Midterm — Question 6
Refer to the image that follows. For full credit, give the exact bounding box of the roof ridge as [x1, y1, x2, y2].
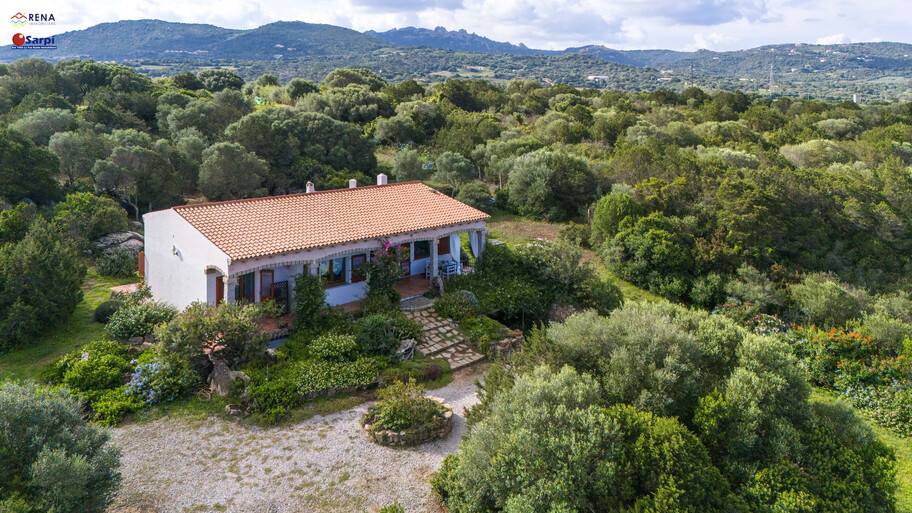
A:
[172, 180, 425, 211]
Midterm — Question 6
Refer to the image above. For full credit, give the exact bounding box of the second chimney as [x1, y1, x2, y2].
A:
[349, 179, 357, 189]
[377, 173, 388, 186]
[305, 181, 315, 193]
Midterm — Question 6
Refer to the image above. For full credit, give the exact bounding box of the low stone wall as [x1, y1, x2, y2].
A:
[362, 399, 453, 447]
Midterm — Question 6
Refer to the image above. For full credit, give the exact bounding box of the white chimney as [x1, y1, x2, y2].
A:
[305, 181, 315, 193]
[377, 173, 388, 186]
[349, 179, 357, 189]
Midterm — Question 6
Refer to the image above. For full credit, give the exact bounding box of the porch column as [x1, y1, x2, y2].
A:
[430, 237, 439, 278]
[478, 230, 486, 257]
[226, 276, 237, 303]
[344, 256, 352, 283]
[222, 275, 230, 304]
[254, 269, 261, 303]
[308, 261, 319, 276]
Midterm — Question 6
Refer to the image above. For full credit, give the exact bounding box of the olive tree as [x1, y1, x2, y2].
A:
[198, 142, 267, 201]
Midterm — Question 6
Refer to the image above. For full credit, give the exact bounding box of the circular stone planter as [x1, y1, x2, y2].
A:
[362, 396, 453, 447]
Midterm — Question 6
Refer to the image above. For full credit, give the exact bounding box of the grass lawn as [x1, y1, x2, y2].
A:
[486, 209, 664, 303]
[0, 267, 137, 382]
[811, 388, 912, 512]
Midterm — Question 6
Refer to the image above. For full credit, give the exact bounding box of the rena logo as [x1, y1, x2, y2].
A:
[10, 12, 55, 26]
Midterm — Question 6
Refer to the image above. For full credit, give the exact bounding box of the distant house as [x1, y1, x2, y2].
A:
[143, 175, 490, 310]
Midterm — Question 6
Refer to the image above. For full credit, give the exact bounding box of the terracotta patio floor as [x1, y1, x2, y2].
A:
[337, 274, 432, 313]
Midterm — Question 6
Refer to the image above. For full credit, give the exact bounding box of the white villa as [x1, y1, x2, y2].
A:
[142, 175, 490, 310]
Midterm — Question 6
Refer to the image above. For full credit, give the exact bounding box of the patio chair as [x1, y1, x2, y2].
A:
[441, 260, 459, 279]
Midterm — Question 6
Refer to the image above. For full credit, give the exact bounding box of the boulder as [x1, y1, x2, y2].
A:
[104, 238, 144, 256]
[264, 348, 278, 364]
[93, 232, 145, 255]
[128, 336, 144, 345]
[208, 360, 251, 397]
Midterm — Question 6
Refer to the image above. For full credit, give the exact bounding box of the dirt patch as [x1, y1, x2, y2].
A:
[108, 364, 487, 513]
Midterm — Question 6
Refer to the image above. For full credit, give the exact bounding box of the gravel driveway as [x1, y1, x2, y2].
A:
[109, 364, 487, 513]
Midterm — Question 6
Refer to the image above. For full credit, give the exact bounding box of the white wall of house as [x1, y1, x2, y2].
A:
[143, 209, 230, 311]
[326, 281, 369, 305]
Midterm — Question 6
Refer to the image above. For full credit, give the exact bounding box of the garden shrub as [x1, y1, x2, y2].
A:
[248, 377, 299, 425]
[389, 311, 423, 342]
[93, 300, 123, 324]
[380, 355, 450, 385]
[362, 243, 404, 306]
[459, 315, 507, 355]
[53, 340, 132, 400]
[295, 357, 380, 395]
[422, 363, 443, 382]
[308, 333, 359, 362]
[106, 300, 177, 339]
[92, 387, 143, 426]
[575, 276, 623, 315]
[293, 272, 327, 333]
[0, 381, 121, 513]
[434, 290, 478, 322]
[355, 314, 400, 359]
[363, 378, 447, 434]
[125, 350, 197, 405]
[377, 502, 405, 513]
[228, 376, 248, 402]
[96, 249, 137, 278]
[558, 221, 591, 248]
[154, 301, 266, 363]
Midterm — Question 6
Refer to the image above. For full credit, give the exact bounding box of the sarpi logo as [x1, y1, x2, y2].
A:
[11, 33, 56, 49]
[10, 12, 55, 26]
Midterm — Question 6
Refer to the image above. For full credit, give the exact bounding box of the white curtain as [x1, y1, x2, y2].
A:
[469, 230, 479, 257]
[449, 234, 461, 273]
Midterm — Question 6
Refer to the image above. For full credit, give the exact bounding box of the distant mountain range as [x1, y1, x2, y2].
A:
[2, 20, 910, 98]
[0, 20, 386, 61]
[365, 26, 562, 56]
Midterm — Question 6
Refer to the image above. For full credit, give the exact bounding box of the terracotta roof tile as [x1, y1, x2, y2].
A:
[172, 181, 490, 261]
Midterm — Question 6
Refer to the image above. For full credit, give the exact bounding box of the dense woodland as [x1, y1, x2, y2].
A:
[2, 57, 912, 512]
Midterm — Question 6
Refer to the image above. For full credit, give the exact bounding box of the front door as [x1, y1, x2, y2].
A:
[215, 276, 224, 305]
[260, 270, 274, 302]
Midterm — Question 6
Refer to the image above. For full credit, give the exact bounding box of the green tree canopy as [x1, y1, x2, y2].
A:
[198, 142, 268, 201]
[0, 128, 61, 204]
[0, 217, 86, 350]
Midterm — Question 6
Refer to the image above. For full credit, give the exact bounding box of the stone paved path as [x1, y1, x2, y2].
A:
[404, 308, 486, 371]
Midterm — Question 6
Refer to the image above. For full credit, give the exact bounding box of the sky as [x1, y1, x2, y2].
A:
[15, 0, 912, 51]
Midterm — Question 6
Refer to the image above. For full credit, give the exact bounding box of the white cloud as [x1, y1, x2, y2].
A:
[816, 33, 848, 44]
[691, 31, 736, 50]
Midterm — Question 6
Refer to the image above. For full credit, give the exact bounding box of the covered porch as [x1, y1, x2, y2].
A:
[205, 227, 487, 310]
